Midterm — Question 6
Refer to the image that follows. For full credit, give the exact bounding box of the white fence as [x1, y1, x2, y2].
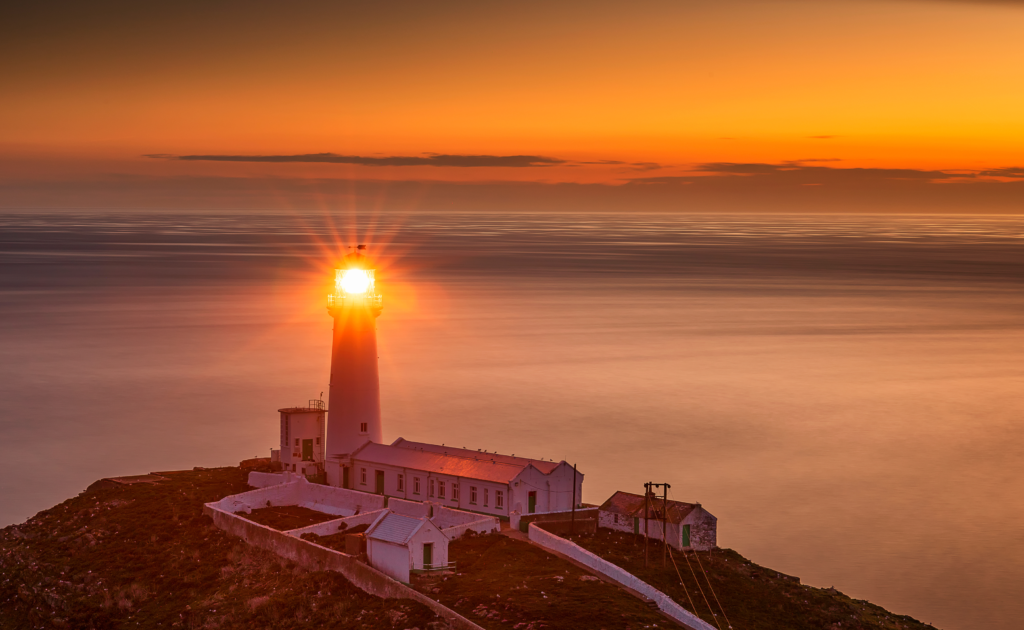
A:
[527, 523, 716, 630]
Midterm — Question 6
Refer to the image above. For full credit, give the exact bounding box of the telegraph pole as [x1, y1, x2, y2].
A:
[571, 464, 577, 535]
[643, 482, 672, 568]
[662, 483, 670, 567]
[643, 482, 651, 568]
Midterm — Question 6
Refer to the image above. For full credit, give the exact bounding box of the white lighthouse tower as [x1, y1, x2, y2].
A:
[324, 246, 383, 487]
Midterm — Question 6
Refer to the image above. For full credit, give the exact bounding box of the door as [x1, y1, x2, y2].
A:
[423, 543, 433, 569]
[528, 491, 537, 514]
[343, 466, 350, 489]
[633, 517, 639, 534]
[302, 439, 313, 461]
[375, 470, 385, 494]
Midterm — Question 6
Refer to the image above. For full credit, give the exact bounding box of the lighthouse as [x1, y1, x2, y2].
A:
[325, 246, 383, 481]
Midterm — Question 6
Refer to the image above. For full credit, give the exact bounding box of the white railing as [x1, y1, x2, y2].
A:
[327, 293, 383, 309]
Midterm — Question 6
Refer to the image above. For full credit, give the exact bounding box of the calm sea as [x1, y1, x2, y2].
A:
[1, 211, 1022, 630]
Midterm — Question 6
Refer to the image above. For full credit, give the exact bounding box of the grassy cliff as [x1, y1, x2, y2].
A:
[1, 468, 941, 630]
[0, 468, 439, 630]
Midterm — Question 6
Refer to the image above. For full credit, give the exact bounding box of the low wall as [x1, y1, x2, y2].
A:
[247, 471, 287, 488]
[519, 507, 599, 532]
[389, 498, 431, 518]
[432, 505, 495, 529]
[528, 523, 715, 630]
[440, 515, 500, 540]
[534, 518, 597, 536]
[204, 503, 483, 630]
[210, 479, 386, 517]
[286, 509, 388, 538]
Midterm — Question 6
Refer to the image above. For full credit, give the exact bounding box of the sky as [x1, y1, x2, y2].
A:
[2, 0, 1024, 212]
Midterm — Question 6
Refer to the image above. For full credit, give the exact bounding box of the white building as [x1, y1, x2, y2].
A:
[365, 511, 450, 583]
[279, 402, 326, 476]
[329, 438, 583, 519]
[598, 491, 717, 551]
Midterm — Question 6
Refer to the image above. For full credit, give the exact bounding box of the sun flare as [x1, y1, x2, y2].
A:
[339, 268, 373, 295]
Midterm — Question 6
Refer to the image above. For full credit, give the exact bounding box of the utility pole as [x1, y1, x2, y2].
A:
[571, 464, 577, 535]
[644, 482, 651, 569]
[662, 483, 669, 568]
[643, 482, 672, 568]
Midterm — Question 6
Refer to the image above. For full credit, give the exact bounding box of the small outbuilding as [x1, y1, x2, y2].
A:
[365, 511, 450, 583]
[279, 402, 326, 476]
[598, 491, 717, 551]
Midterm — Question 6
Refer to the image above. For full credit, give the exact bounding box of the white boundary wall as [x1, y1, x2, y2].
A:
[389, 498, 431, 518]
[528, 523, 716, 630]
[248, 471, 288, 488]
[285, 509, 388, 538]
[203, 502, 483, 630]
[209, 478, 386, 517]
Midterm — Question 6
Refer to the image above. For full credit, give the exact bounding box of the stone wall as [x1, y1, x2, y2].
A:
[247, 471, 287, 488]
[688, 508, 717, 551]
[519, 507, 599, 532]
[598, 509, 633, 533]
[534, 518, 597, 536]
[389, 498, 431, 518]
[203, 503, 483, 630]
[211, 478, 386, 517]
[527, 523, 715, 630]
[285, 509, 388, 538]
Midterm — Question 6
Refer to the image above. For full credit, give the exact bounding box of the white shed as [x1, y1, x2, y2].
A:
[365, 512, 450, 583]
[279, 404, 326, 476]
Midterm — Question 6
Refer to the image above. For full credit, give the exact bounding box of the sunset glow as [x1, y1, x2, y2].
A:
[2, 1, 1023, 213]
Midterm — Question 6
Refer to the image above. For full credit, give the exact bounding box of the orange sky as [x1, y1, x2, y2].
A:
[2, 0, 1024, 211]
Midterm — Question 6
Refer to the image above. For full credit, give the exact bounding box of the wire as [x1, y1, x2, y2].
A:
[683, 547, 722, 630]
[668, 487, 733, 630]
[694, 547, 733, 629]
[667, 546, 699, 617]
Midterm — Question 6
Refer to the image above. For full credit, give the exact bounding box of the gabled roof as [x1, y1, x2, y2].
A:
[393, 439, 564, 475]
[599, 491, 699, 525]
[366, 512, 425, 545]
[351, 439, 572, 485]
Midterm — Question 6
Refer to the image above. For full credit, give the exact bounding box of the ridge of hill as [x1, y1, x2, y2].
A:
[1, 467, 941, 630]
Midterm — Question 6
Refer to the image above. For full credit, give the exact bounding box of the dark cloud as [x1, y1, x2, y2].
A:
[150, 153, 566, 168]
[4, 168, 1024, 214]
[688, 162, 964, 181]
[979, 167, 1024, 178]
[579, 160, 665, 171]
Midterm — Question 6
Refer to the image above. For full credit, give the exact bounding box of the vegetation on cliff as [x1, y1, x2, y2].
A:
[1, 467, 942, 630]
[568, 529, 939, 630]
[0, 468, 439, 630]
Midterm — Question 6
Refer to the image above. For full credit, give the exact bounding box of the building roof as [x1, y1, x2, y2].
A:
[393, 438, 564, 475]
[599, 491, 700, 524]
[366, 512, 425, 545]
[350, 438, 571, 485]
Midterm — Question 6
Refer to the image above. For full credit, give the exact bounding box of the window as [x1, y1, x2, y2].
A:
[295, 438, 300, 447]
[315, 437, 320, 445]
[292, 464, 296, 472]
[359, 422, 367, 433]
[429, 479, 435, 497]
[413, 477, 421, 495]
[397, 474, 404, 492]
[452, 483, 460, 501]
[360, 468, 367, 485]
[614, 514, 619, 524]
[484, 488, 489, 507]
[469, 486, 478, 505]
[438, 481, 445, 499]
[496, 490, 503, 509]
